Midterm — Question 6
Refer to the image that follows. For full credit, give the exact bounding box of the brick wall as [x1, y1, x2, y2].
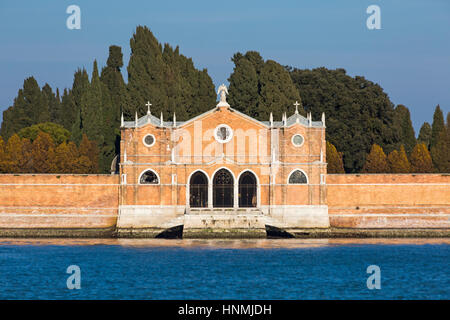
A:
[0, 174, 119, 229]
[327, 174, 450, 228]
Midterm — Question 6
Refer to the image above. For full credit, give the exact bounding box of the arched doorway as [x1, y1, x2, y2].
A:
[189, 171, 208, 208]
[213, 168, 234, 207]
[239, 171, 257, 207]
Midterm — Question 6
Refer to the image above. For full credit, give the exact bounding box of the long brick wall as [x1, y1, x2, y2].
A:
[327, 174, 450, 229]
[0, 174, 119, 229]
[0, 173, 449, 233]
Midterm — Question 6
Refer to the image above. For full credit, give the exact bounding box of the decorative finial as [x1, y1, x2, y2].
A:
[160, 112, 164, 126]
[121, 112, 124, 127]
[270, 112, 273, 127]
[146, 101, 152, 115]
[308, 112, 312, 127]
[322, 112, 325, 126]
[294, 101, 300, 114]
[283, 112, 287, 127]
[173, 112, 176, 127]
[135, 111, 138, 127]
[217, 84, 230, 107]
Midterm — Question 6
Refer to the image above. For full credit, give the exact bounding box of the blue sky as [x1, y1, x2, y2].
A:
[0, 0, 449, 131]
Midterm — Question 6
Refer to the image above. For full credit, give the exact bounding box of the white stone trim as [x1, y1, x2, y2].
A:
[291, 134, 305, 147]
[142, 134, 156, 147]
[214, 124, 233, 144]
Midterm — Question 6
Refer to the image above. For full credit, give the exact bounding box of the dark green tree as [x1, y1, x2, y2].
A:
[430, 105, 444, 149]
[289, 67, 398, 172]
[228, 52, 260, 116]
[42, 84, 62, 125]
[126, 26, 215, 121]
[418, 122, 432, 149]
[70, 69, 90, 144]
[18, 122, 71, 145]
[0, 77, 49, 139]
[228, 51, 302, 120]
[393, 104, 416, 154]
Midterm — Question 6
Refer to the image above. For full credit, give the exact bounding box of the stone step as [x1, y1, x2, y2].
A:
[187, 208, 262, 215]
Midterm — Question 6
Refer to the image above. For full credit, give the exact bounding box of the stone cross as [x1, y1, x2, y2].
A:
[293, 101, 300, 114]
[146, 101, 152, 115]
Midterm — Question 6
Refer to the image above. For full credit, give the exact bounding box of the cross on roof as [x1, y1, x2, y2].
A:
[293, 101, 300, 114]
[146, 101, 152, 114]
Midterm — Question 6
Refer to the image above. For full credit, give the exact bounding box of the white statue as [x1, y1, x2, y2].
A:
[218, 84, 228, 102]
[217, 84, 230, 107]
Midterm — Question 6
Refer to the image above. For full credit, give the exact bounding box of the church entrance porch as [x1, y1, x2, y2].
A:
[213, 168, 234, 208]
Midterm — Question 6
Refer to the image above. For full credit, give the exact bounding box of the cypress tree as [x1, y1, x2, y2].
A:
[80, 60, 106, 171]
[70, 69, 90, 144]
[31, 131, 56, 173]
[0, 136, 6, 173]
[42, 83, 62, 125]
[127, 26, 215, 121]
[326, 141, 345, 173]
[418, 122, 432, 149]
[430, 105, 444, 149]
[101, 45, 128, 122]
[431, 129, 449, 172]
[362, 144, 389, 173]
[5, 134, 24, 173]
[393, 105, 416, 154]
[388, 145, 411, 173]
[409, 143, 434, 173]
[0, 77, 49, 139]
[60, 88, 77, 132]
[228, 52, 302, 120]
[228, 53, 259, 116]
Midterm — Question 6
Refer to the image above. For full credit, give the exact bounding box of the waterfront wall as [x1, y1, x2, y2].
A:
[0, 173, 449, 235]
[327, 174, 450, 229]
[0, 174, 119, 230]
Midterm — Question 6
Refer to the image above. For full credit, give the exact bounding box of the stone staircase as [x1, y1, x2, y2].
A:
[183, 207, 267, 238]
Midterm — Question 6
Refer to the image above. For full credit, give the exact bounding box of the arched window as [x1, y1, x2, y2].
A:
[288, 170, 308, 184]
[189, 171, 208, 208]
[139, 170, 159, 184]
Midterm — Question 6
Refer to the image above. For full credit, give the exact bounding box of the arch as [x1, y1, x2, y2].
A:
[189, 171, 209, 208]
[238, 170, 258, 208]
[138, 169, 160, 185]
[213, 168, 234, 208]
[287, 169, 308, 184]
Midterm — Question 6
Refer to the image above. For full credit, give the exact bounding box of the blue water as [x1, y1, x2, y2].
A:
[0, 239, 448, 299]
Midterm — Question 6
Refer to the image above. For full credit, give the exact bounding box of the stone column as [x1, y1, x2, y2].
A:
[208, 182, 213, 208]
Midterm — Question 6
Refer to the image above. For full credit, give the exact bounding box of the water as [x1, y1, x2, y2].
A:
[0, 239, 448, 300]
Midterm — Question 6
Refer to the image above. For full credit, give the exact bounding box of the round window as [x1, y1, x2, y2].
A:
[143, 134, 155, 147]
[214, 124, 233, 143]
[292, 134, 304, 147]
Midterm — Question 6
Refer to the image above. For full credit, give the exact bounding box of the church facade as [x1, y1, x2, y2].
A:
[117, 85, 329, 235]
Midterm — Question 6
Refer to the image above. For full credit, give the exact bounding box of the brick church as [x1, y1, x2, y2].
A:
[117, 84, 329, 234]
